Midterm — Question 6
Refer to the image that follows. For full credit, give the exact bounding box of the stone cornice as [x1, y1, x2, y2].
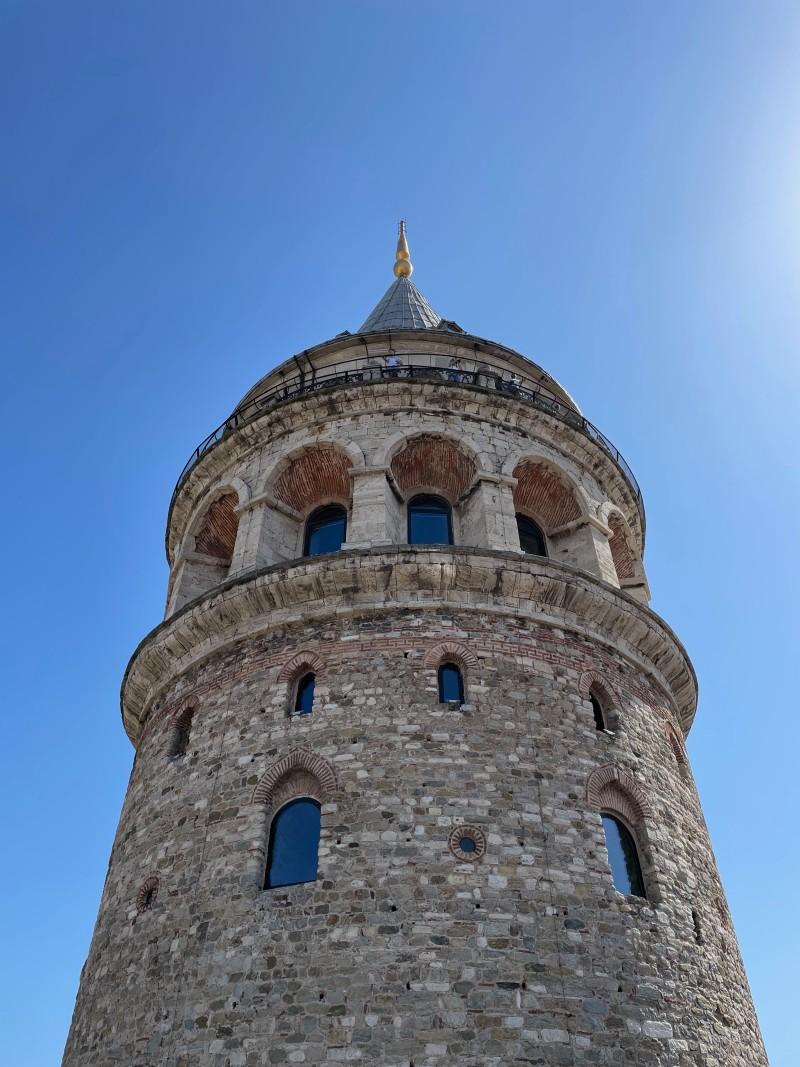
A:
[121, 547, 697, 747]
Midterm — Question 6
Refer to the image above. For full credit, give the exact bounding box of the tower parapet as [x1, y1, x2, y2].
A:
[63, 228, 768, 1067]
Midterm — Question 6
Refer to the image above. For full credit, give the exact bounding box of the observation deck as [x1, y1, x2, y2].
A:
[170, 348, 644, 534]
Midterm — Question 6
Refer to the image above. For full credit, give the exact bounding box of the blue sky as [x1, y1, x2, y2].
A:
[1, 3, 798, 1063]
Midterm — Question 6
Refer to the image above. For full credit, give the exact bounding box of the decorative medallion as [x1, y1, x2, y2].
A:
[135, 875, 159, 914]
[448, 824, 486, 862]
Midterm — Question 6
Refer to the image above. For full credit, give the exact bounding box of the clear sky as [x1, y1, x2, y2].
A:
[1, 3, 798, 1063]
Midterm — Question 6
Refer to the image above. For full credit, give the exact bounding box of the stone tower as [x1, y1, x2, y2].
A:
[64, 226, 768, 1066]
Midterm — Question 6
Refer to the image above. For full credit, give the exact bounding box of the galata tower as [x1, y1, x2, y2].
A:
[63, 225, 768, 1066]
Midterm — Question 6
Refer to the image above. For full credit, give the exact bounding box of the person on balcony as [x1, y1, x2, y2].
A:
[447, 356, 465, 382]
[384, 351, 402, 377]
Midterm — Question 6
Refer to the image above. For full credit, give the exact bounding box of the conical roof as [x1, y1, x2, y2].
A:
[359, 275, 443, 332]
[358, 222, 445, 333]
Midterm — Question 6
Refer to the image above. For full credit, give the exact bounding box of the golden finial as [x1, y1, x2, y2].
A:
[393, 219, 413, 278]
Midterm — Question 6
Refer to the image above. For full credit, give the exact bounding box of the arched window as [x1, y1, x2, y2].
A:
[264, 798, 321, 889]
[293, 672, 315, 716]
[408, 494, 453, 545]
[601, 814, 646, 899]
[438, 662, 465, 704]
[590, 691, 606, 732]
[168, 707, 195, 758]
[303, 504, 347, 557]
[516, 513, 547, 557]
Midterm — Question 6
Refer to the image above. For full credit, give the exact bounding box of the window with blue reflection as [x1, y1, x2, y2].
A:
[264, 798, 321, 889]
[294, 673, 315, 715]
[304, 505, 347, 557]
[408, 494, 453, 545]
[516, 514, 547, 556]
[601, 814, 646, 898]
[438, 663, 464, 704]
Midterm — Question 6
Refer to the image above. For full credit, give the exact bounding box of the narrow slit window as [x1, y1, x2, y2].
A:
[408, 494, 453, 546]
[438, 663, 464, 704]
[264, 798, 321, 889]
[294, 673, 315, 715]
[304, 504, 347, 557]
[516, 513, 547, 557]
[590, 692, 606, 731]
[692, 908, 704, 944]
[601, 814, 646, 899]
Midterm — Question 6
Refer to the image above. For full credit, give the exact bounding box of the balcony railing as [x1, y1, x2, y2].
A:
[171, 352, 644, 524]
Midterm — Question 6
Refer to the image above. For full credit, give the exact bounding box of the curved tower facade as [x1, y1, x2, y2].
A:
[64, 227, 768, 1066]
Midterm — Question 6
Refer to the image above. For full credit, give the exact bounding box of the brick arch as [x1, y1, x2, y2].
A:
[194, 492, 239, 560]
[277, 650, 325, 684]
[579, 672, 621, 730]
[390, 434, 477, 502]
[166, 700, 196, 758]
[423, 641, 479, 670]
[135, 874, 160, 914]
[273, 446, 353, 514]
[168, 697, 197, 726]
[586, 765, 652, 828]
[578, 671, 620, 705]
[512, 459, 581, 532]
[665, 720, 688, 766]
[608, 512, 637, 580]
[253, 749, 337, 808]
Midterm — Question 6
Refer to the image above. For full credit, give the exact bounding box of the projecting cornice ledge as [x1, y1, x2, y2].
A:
[121, 547, 698, 745]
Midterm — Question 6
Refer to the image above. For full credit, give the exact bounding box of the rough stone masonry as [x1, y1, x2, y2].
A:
[63, 258, 769, 1066]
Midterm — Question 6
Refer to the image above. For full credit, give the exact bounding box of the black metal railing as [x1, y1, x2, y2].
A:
[171, 352, 643, 520]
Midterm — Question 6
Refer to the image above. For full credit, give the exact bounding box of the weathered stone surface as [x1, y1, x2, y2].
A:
[63, 327, 768, 1066]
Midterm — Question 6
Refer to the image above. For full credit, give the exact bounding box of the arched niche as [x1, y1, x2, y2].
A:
[259, 444, 357, 562]
[166, 484, 244, 615]
[388, 434, 479, 546]
[511, 459, 582, 533]
[603, 508, 649, 602]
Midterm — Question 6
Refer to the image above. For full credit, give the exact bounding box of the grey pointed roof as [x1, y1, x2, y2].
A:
[359, 276, 443, 333]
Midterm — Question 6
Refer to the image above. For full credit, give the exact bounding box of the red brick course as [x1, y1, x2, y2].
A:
[274, 447, 352, 513]
[390, 435, 476, 500]
[512, 460, 581, 530]
[608, 513, 636, 580]
[194, 493, 239, 560]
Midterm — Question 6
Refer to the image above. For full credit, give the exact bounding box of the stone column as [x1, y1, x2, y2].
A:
[459, 474, 519, 552]
[165, 553, 230, 616]
[231, 493, 303, 571]
[346, 467, 404, 547]
[548, 516, 618, 583]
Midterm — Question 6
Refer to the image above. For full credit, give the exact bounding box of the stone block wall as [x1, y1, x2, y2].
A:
[63, 604, 767, 1066]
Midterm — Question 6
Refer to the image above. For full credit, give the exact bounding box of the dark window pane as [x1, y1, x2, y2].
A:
[438, 663, 464, 703]
[408, 494, 453, 545]
[304, 505, 347, 557]
[458, 836, 476, 853]
[294, 673, 315, 715]
[265, 798, 321, 889]
[591, 693, 605, 731]
[516, 514, 547, 556]
[602, 814, 646, 898]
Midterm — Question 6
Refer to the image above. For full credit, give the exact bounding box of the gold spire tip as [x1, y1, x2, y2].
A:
[393, 219, 413, 278]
